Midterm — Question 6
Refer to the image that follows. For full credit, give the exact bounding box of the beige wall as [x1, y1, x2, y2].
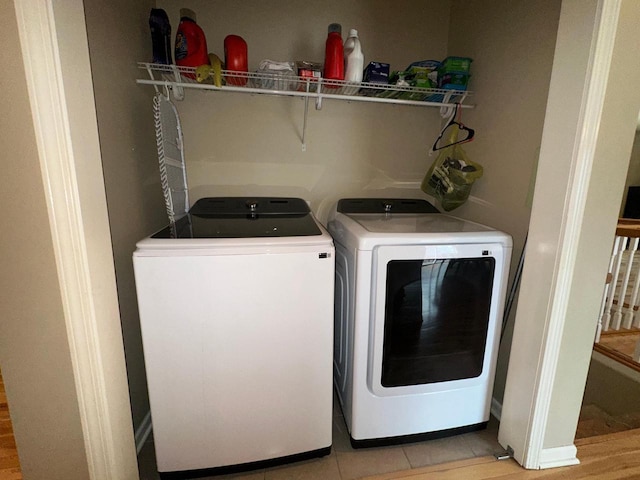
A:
[81, 0, 629, 463]
[0, 3, 90, 479]
[84, 0, 168, 431]
[447, 0, 562, 404]
[147, 0, 561, 410]
[544, 0, 640, 449]
[156, 0, 452, 223]
[84, 0, 561, 449]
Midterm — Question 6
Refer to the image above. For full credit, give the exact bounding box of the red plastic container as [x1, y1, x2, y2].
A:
[323, 23, 344, 86]
[224, 35, 248, 86]
[175, 15, 209, 75]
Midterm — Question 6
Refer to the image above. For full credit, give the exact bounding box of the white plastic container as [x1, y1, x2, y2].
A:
[344, 29, 364, 83]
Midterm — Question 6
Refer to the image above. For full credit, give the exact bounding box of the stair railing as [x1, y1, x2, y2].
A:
[596, 219, 640, 362]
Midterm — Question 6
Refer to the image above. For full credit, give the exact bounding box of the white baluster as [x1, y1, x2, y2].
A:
[614, 236, 636, 330]
[634, 299, 640, 329]
[623, 237, 640, 329]
[611, 237, 628, 330]
[597, 238, 618, 341]
[612, 238, 630, 330]
[594, 239, 617, 343]
[594, 323, 603, 344]
[603, 236, 623, 332]
[632, 249, 640, 329]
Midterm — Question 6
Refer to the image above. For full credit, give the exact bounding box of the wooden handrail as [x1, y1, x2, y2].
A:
[616, 218, 640, 237]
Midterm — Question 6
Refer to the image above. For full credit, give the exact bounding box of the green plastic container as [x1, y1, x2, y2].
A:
[439, 72, 471, 91]
[440, 56, 473, 73]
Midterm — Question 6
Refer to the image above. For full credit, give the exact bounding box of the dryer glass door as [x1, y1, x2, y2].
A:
[370, 244, 499, 392]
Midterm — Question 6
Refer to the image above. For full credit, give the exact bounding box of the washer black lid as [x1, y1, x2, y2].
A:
[190, 197, 310, 216]
[151, 197, 322, 239]
[337, 198, 439, 214]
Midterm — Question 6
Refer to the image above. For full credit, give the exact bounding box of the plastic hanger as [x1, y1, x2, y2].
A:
[430, 103, 475, 153]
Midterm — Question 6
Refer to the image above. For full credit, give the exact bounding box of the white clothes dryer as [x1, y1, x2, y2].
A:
[328, 198, 512, 447]
[133, 197, 334, 478]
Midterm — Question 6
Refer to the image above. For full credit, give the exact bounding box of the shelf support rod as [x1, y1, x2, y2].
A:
[315, 77, 324, 110]
[302, 96, 309, 152]
[171, 66, 185, 101]
[145, 65, 160, 95]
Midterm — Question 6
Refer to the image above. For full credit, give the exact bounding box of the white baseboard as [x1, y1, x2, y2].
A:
[538, 445, 580, 469]
[135, 411, 152, 454]
[491, 397, 502, 421]
[489, 398, 579, 469]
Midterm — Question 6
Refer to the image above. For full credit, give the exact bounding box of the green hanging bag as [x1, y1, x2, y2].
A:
[421, 124, 483, 211]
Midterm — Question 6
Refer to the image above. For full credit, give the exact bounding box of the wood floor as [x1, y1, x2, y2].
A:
[362, 427, 640, 480]
[0, 370, 21, 480]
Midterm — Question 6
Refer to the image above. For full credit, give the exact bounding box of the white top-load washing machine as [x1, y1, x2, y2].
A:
[133, 197, 334, 478]
[328, 198, 512, 447]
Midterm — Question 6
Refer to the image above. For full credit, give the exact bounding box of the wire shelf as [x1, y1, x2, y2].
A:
[137, 62, 473, 109]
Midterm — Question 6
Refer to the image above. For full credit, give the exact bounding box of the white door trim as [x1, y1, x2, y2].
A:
[13, 1, 138, 478]
[528, 1, 621, 468]
[500, 0, 621, 469]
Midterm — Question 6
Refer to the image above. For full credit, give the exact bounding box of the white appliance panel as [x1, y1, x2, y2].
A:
[333, 244, 350, 394]
[328, 201, 512, 445]
[134, 246, 334, 472]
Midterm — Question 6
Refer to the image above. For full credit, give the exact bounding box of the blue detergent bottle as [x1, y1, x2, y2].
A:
[149, 8, 172, 64]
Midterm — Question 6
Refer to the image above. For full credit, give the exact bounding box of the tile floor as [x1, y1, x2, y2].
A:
[138, 393, 503, 480]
